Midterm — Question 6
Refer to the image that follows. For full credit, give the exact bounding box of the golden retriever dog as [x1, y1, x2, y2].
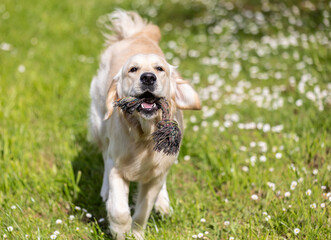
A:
[89, 10, 200, 239]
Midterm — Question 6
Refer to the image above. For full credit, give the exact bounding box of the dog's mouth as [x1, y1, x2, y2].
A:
[135, 92, 160, 117]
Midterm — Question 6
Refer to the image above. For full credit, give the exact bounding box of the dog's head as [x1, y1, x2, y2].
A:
[105, 53, 201, 120]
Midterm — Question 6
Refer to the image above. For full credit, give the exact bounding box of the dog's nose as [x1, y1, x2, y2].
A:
[140, 72, 156, 86]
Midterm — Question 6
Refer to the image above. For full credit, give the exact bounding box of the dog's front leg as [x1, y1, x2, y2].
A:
[132, 174, 166, 239]
[106, 167, 131, 240]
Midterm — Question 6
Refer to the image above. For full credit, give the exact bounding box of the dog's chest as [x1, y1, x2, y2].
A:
[116, 143, 176, 183]
[107, 112, 178, 182]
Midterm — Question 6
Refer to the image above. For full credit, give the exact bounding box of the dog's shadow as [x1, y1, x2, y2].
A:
[71, 133, 109, 229]
[71, 132, 163, 238]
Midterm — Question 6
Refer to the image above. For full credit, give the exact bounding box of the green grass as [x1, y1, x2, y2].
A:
[1, 0, 330, 239]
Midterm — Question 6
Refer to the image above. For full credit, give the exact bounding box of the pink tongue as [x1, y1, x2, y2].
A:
[142, 102, 154, 109]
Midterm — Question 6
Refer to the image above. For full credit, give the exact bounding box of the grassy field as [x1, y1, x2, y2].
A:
[1, 0, 330, 239]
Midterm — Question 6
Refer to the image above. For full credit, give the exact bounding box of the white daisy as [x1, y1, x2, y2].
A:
[290, 181, 297, 190]
[55, 219, 62, 224]
[184, 155, 191, 161]
[275, 152, 282, 159]
[251, 194, 259, 200]
[259, 155, 267, 162]
[306, 189, 312, 196]
[310, 203, 316, 209]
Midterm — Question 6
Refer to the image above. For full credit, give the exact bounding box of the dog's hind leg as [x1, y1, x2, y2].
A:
[154, 180, 172, 216]
[100, 155, 114, 201]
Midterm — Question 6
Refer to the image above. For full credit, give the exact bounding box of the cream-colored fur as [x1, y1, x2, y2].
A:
[89, 10, 200, 240]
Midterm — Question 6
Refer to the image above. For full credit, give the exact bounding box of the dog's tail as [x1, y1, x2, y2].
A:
[99, 9, 161, 45]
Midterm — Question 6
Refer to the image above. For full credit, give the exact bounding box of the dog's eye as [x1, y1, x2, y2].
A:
[156, 66, 164, 72]
[129, 67, 138, 73]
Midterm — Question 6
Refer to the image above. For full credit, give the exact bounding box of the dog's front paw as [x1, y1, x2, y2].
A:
[132, 228, 144, 240]
[111, 232, 126, 240]
[110, 225, 130, 240]
[108, 211, 132, 240]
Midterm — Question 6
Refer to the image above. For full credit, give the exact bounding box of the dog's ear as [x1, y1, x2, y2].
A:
[172, 69, 201, 110]
[104, 71, 121, 120]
